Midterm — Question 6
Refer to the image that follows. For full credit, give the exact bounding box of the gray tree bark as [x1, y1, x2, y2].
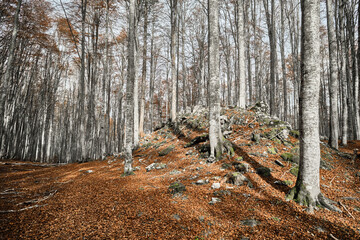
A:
[208, 0, 223, 161]
[286, 0, 340, 213]
[170, 0, 177, 122]
[237, 0, 246, 108]
[326, 0, 339, 149]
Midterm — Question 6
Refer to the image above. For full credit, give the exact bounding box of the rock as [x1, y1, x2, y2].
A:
[159, 145, 175, 156]
[221, 163, 232, 170]
[146, 163, 166, 172]
[256, 167, 271, 177]
[274, 180, 293, 186]
[250, 101, 269, 114]
[211, 183, 221, 189]
[195, 179, 208, 185]
[133, 166, 141, 171]
[225, 172, 253, 188]
[234, 162, 250, 173]
[236, 157, 243, 161]
[199, 216, 205, 222]
[209, 197, 221, 205]
[274, 160, 285, 167]
[169, 182, 186, 194]
[213, 190, 232, 197]
[290, 130, 300, 138]
[280, 153, 299, 164]
[172, 214, 181, 221]
[251, 133, 261, 143]
[268, 147, 278, 155]
[241, 219, 261, 227]
[170, 170, 182, 175]
[185, 134, 208, 148]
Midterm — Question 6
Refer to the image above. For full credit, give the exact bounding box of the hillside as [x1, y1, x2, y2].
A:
[1, 106, 360, 239]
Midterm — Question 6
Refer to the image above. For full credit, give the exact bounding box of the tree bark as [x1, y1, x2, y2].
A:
[208, 0, 223, 161]
[286, 0, 340, 213]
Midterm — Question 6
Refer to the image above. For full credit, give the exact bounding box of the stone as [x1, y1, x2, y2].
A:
[281, 153, 299, 164]
[241, 219, 261, 227]
[209, 197, 221, 205]
[170, 170, 182, 175]
[274, 160, 285, 167]
[158, 145, 175, 156]
[146, 163, 167, 172]
[195, 179, 208, 185]
[172, 214, 181, 221]
[226, 172, 251, 186]
[169, 182, 186, 194]
[256, 167, 271, 177]
[234, 162, 250, 173]
[211, 183, 221, 189]
[267, 147, 278, 155]
[221, 163, 232, 170]
[251, 133, 261, 143]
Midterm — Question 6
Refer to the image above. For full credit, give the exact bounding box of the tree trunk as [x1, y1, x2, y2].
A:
[170, 0, 177, 122]
[326, 0, 339, 149]
[139, 1, 148, 137]
[124, 0, 136, 175]
[208, 0, 223, 161]
[286, 0, 340, 213]
[237, 0, 246, 108]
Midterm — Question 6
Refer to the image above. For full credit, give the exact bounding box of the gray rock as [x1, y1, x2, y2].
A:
[209, 197, 222, 205]
[234, 162, 250, 173]
[172, 214, 181, 220]
[146, 163, 167, 172]
[195, 179, 208, 185]
[170, 170, 182, 175]
[274, 160, 285, 167]
[226, 172, 250, 186]
[241, 219, 261, 227]
[251, 133, 261, 143]
[211, 183, 221, 189]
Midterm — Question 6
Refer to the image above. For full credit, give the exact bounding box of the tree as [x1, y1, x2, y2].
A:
[326, 0, 339, 150]
[208, 0, 222, 162]
[286, 0, 340, 212]
[124, 0, 137, 175]
[170, 0, 177, 122]
[237, 0, 246, 108]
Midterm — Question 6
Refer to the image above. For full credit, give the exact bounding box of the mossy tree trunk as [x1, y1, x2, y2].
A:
[286, 0, 340, 213]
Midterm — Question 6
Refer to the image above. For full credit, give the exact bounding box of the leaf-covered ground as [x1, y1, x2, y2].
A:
[1, 108, 360, 239]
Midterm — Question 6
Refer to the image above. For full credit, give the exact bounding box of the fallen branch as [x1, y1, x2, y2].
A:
[17, 190, 57, 206]
[329, 233, 339, 240]
[0, 204, 48, 213]
[339, 201, 355, 219]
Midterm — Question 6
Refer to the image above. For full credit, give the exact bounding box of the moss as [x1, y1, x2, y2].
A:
[169, 182, 186, 194]
[236, 157, 243, 161]
[159, 145, 175, 156]
[290, 130, 300, 138]
[290, 166, 299, 177]
[283, 180, 293, 186]
[268, 147, 278, 155]
[281, 153, 294, 162]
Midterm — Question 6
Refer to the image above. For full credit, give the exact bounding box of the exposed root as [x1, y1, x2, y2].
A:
[0, 204, 48, 213]
[286, 186, 341, 213]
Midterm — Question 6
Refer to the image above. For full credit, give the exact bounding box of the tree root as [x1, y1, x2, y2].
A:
[286, 186, 341, 213]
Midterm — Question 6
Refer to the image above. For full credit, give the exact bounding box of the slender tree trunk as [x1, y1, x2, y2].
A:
[280, 0, 287, 121]
[170, 0, 177, 122]
[237, 0, 246, 108]
[124, 0, 136, 174]
[339, 0, 348, 146]
[208, 0, 222, 161]
[0, 0, 22, 157]
[139, 1, 148, 137]
[326, 0, 339, 149]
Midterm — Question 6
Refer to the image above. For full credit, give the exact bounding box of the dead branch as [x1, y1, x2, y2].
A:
[339, 201, 355, 219]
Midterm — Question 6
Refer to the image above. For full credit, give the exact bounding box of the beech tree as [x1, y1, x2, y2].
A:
[286, 0, 340, 212]
[208, 0, 222, 161]
[124, 0, 136, 175]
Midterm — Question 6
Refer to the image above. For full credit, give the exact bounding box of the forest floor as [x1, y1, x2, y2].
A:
[1, 108, 360, 239]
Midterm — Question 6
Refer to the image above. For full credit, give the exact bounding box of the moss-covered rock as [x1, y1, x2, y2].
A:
[184, 134, 209, 148]
[256, 167, 271, 177]
[290, 130, 300, 138]
[159, 145, 175, 156]
[221, 163, 232, 170]
[169, 182, 186, 194]
[281, 153, 299, 164]
[290, 166, 299, 177]
[268, 147, 278, 154]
